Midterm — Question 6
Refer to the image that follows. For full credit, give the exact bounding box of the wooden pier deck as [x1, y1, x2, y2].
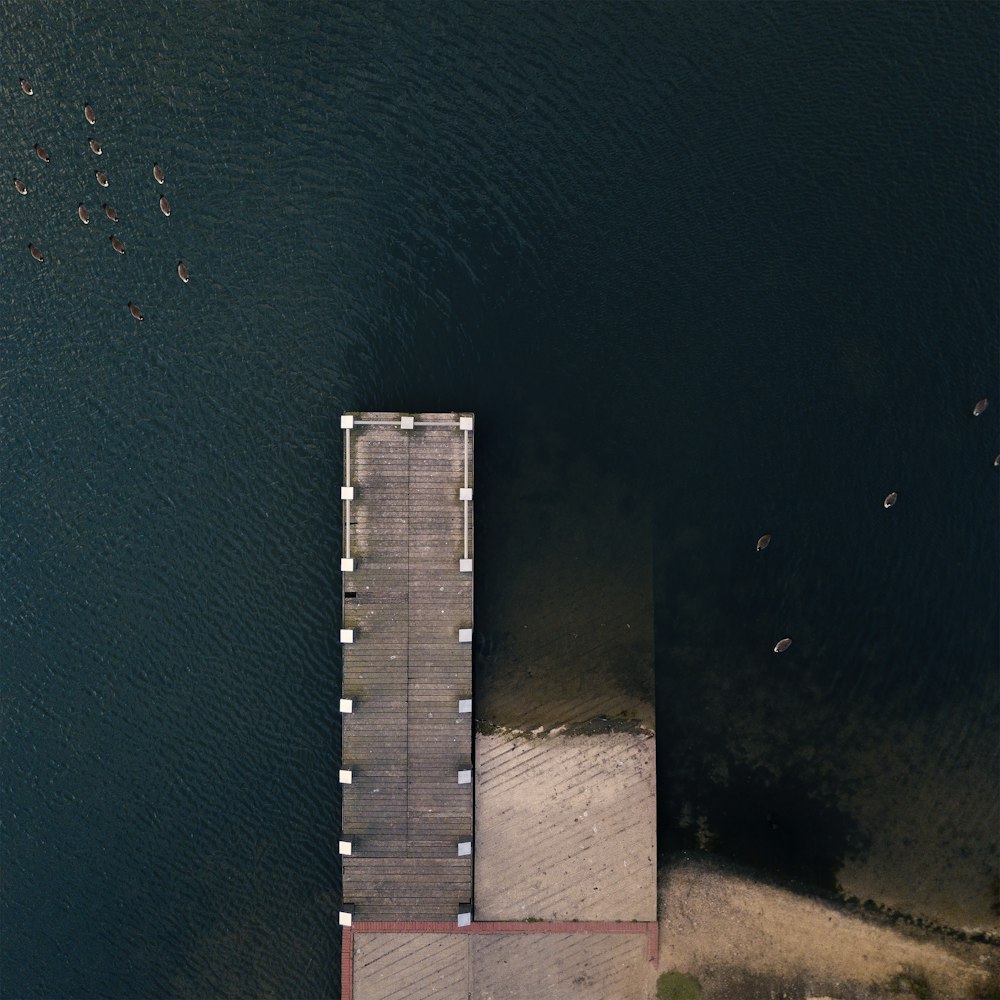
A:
[339, 412, 474, 922]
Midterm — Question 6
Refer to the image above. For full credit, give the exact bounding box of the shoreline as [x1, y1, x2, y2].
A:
[657, 852, 1000, 1000]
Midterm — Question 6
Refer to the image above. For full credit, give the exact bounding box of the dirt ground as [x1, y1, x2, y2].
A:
[657, 855, 999, 1000]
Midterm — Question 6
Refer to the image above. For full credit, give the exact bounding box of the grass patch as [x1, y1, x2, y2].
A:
[888, 966, 931, 999]
[656, 971, 702, 1000]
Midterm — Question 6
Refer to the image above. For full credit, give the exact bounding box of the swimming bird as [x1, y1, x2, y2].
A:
[995, 455, 999, 467]
[773, 637, 792, 653]
[177, 260, 190, 283]
[95, 170, 109, 188]
[88, 138, 102, 155]
[973, 398, 989, 417]
[84, 103, 96, 125]
[28, 242, 44, 262]
[756, 533, 772, 552]
[102, 202, 119, 222]
[34, 144, 49, 163]
[153, 162, 164, 184]
[159, 194, 170, 217]
[14, 177, 27, 195]
[78, 203, 90, 224]
[884, 491, 898, 509]
[20, 79, 33, 95]
[128, 301, 144, 321]
[110, 235, 125, 254]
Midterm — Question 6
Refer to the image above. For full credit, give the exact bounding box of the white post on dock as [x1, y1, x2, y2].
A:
[341, 415, 354, 567]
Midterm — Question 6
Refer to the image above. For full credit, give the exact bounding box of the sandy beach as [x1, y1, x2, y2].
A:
[657, 854, 999, 1000]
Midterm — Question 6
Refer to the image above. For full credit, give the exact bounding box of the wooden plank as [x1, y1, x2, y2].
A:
[341, 413, 474, 920]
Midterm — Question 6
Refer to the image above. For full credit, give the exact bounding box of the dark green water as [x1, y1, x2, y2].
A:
[2, 2, 996, 997]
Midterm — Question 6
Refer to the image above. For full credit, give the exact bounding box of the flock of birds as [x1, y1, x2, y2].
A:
[760, 395, 993, 654]
[15, 78, 190, 321]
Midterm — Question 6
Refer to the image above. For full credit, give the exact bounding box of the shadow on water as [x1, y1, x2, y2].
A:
[661, 755, 870, 894]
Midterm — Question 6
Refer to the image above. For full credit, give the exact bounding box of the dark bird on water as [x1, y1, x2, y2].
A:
[20, 79, 33, 96]
[28, 242, 44, 262]
[973, 398, 989, 417]
[78, 203, 90, 225]
[96, 170, 109, 188]
[177, 260, 190, 283]
[102, 202, 118, 222]
[110, 235, 125, 254]
[159, 194, 171, 217]
[884, 491, 898, 509]
[14, 177, 27, 195]
[88, 138, 102, 155]
[84, 103, 96, 125]
[128, 301, 144, 321]
[153, 162, 165, 184]
[774, 637, 792, 653]
[756, 533, 772, 552]
[34, 144, 49, 163]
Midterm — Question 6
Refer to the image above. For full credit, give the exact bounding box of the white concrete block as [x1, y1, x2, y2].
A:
[458, 699, 472, 714]
[340, 629, 354, 644]
[339, 769, 353, 784]
[400, 415, 414, 429]
[341, 486, 354, 500]
[340, 415, 354, 429]
[459, 487, 473, 501]
[338, 910, 353, 927]
[457, 769, 472, 784]
[341, 558, 355, 573]
[457, 909, 472, 927]
[459, 558, 473, 573]
[339, 698, 353, 714]
[338, 840, 352, 856]
[459, 416, 474, 430]
[458, 841, 472, 857]
[458, 628, 472, 643]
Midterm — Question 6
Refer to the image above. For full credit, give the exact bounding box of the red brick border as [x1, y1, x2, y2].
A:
[342, 919, 659, 998]
[341, 927, 353, 1000]
[645, 920, 658, 964]
[354, 919, 657, 939]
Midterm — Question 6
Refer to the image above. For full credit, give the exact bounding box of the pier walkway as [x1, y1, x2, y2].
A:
[339, 412, 474, 923]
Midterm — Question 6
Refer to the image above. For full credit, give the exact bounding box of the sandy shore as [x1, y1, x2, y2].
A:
[657, 854, 999, 999]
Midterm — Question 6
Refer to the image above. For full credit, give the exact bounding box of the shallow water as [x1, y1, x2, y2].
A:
[2, 2, 997, 996]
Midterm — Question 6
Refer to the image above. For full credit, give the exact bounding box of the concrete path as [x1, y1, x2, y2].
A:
[351, 926, 655, 1000]
[474, 730, 657, 921]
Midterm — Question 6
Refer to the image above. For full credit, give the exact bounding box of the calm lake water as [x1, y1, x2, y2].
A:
[2, 2, 996, 997]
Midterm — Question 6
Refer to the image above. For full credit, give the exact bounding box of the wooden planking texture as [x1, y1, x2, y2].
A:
[342, 413, 474, 920]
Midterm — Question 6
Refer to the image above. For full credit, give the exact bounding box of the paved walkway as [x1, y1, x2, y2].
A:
[474, 730, 657, 921]
[344, 922, 657, 1000]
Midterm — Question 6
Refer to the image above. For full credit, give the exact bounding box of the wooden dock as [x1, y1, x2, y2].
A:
[339, 412, 474, 923]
